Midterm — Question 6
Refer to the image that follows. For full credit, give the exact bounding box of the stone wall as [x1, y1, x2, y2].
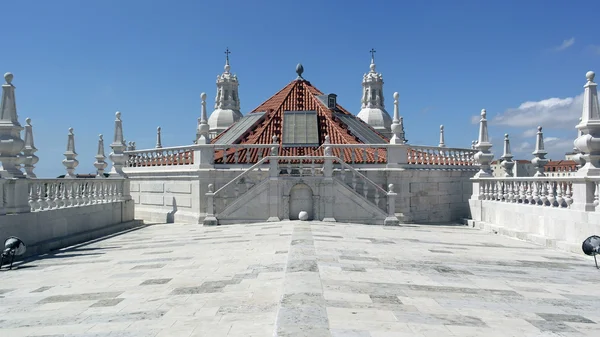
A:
[0, 200, 137, 258]
[129, 166, 475, 225]
[469, 199, 600, 253]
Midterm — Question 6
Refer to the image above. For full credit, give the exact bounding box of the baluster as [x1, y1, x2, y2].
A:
[298, 160, 304, 177]
[556, 182, 564, 207]
[594, 181, 600, 208]
[532, 181, 540, 205]
[497, 181, 503, 201]
[484, 181, 490, 200]
[506, 181, 514, 202]
[245, 148, 251, 164]
[46, 183, 55, 209]
[564, 183, 573, 208]
[491, 181, 497, 200]
[37, 183, 46, 210]
[28, 182, 38, 211]
[374, 148, 379, 163]
[374, 189, 380, 208]
[547, 181, 556, 207]
[310, 159, 316, 176]
[540, 182, 548, 206]
[258, 148, 264, 162]
[352, 172, 357, 191]
[526, 181, 534, 204]
[501, 181, 508, 202]
[233, 148, 239, 164]
[363, 184, 368, 199]
[223, 191, 228, 207]
[351, 149, 356, 164]
[518, 182, 526, 203]
[362, 148, 367, 163]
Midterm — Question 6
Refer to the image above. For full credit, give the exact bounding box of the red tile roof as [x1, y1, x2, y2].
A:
[212, 79, 389, 164]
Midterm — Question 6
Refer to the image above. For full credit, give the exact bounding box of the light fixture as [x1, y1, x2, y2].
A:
[582, 235, 600, 269]
[0, 237, 26, 270]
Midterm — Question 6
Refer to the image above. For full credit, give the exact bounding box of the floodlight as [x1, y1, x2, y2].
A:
[0, 237, 26, 270]
[582, 235, 600, 269]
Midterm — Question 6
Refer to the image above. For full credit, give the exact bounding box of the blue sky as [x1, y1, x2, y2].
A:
[1, 0, 598, 177]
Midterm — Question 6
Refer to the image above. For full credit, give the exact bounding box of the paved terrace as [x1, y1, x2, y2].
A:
[0, 222, 599, 337]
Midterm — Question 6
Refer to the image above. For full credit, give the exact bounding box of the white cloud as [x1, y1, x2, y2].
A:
[521, 128, 538, 138]
[514, 141, 532, 153]
[490, 93, 583, 129]
[588, 45, 600, 55]
[554, 38, 575, 52]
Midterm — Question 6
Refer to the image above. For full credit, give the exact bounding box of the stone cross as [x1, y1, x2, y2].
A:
[438, 125, 446, 148]
[22, 118, 39, 178]
[94, 134, 107, 178]
[474, 109, 494, 177]
[500, 134, 515, 177]
[156, 126, 162, 149]
[532, 126, 548, 177]
[0, 72, 25, 178]
[109, 111, 127, 178]
[225, 47, 231, 64]
[369, 48, 376, 63]
[62, 128, 79, 178]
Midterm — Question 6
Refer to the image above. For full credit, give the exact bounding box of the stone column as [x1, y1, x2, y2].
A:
[62, 128, 79, 179]
[573, 71, 600, 211]
[94, 134, 108, 178]
[22, 118, 39, 178]
[0, 72, 25, 178]
[384, 184, 400, 225]
[438, 125, 446, 147]
[500, 134, 515, 177]
[156, 126, 162, 148]
[474, 109, 494, 177]
[109, 111, 128, 178]
[532, 126, 548, 177]
[203, 183, 218, 226]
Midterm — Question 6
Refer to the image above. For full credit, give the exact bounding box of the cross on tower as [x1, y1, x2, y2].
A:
[369, 48, 376, 63]
[225, 47, 231, 63]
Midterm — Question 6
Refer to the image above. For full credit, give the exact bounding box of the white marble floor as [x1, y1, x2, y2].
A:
[0, 221, 598, 337]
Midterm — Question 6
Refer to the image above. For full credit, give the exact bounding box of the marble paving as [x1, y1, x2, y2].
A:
[0, 221, 599, 337]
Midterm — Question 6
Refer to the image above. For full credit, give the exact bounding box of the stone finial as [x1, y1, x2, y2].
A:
[474, 109, 494, 177]
[94, 134, 108, 178]
[0, 72, 25, 178]
[109, 111, 128, 178]
[196, 92, 210, 144]
[438, 125, 446, 148]
[156, 126, 162, 149]
[500, 134, 515, 177]
[574, 71, 600, 175]
[296, 63, 304, 80]
[532, 126, 548, 177]
[22, 117, 39, 178]
[62, 128, 79, 178]
[324, 135, 332, 156]
[388, 184, 394, 193]
[208, 183, 214, 193]
[390, 92, 406, 144]
[471, 140, 477, 149]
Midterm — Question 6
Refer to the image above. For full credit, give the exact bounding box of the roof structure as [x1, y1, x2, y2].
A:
[212, 71, 389, 164]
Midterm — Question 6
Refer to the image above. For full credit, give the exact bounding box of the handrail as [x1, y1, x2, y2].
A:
[472, 176, 596, 182]
[333, 158, 388, 195]
[213, 156, 271, 195]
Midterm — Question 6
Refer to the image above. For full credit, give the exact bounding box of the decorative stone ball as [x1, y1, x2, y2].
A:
[298, 211, 309, 221]
[586, 71, 595, 82]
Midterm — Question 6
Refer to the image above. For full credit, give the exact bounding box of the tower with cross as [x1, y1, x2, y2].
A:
[357, 48, 393, 139]
[208, 48, 243, 137]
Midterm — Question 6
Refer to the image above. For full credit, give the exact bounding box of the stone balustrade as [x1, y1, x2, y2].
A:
[408, 145, 477, 166]
[471, 176, 599, 209]
[332, 158, 390, 214]
[125, 145, 195, 167]
[28, 178, 127, 212]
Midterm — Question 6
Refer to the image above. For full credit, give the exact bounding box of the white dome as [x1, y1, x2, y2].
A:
[208, 108, 243, 134]
[357, 107, 392, 131]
